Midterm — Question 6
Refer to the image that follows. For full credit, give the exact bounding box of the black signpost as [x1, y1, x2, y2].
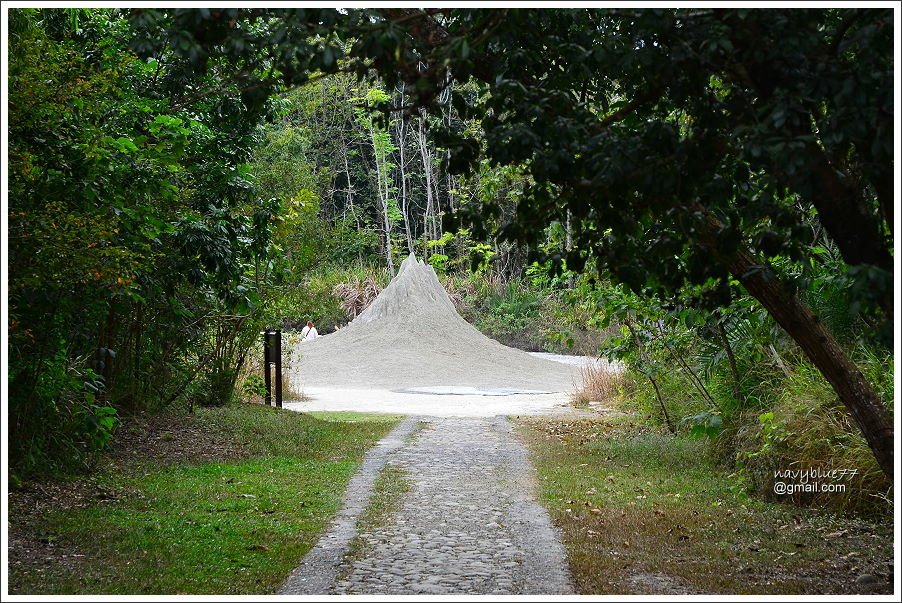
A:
[262, 329, 282, 408]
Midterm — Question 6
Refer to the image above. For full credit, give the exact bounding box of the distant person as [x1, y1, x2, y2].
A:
[301, 320, 319, 341]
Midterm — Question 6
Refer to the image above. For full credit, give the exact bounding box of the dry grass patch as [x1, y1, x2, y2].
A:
[334, 273, 383, 319]
[572, 362, 627, 407]
[517, 416, 893, 595]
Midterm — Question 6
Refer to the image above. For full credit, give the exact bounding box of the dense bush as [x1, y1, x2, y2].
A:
[8, 10, 276, 477]
[592, 257, 893, 515]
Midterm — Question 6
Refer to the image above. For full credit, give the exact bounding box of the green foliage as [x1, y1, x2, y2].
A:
[600, 281, 893, 514]
[681, 410, 723, 440]
[419, 10, 892, 330]
[258, 264, 391, 335]
[461, 277, 545, 351]
[241, 374, 268, 400]
[85, 406, 120, 452]
[322, 217, 383, 266]
[426, 229, 499, 275]
[569, 231, 893, 513]
[427, 253, 450, 273]
[14, 345, 121, 477]
[8, 9, 278, 476]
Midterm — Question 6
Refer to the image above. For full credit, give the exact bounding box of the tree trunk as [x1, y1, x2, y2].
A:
[382, 200, 395, 274]
[339, 132, 358, 227]
[417, 112, 438, 249]
[394, 88, 414, 253]
[648, 373, 675, 435]
[731, 56, 893, 320]
[441, 82, 456, 216]
[805, 147, 891, 272]
[369, 122, 395, 274]
[626, 320, 676, 434]
[716, 318, 743, 405]
[803, 145, 893, 320]
[565, 209, 573, 252]
[431, 151, 444, 251]
[697, 209, 894, 479]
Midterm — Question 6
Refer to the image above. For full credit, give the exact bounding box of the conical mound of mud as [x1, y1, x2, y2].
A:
[290, 254, 580, 392]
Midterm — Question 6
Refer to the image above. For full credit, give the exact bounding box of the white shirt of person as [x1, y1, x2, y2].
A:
[301, 325, 319, 341]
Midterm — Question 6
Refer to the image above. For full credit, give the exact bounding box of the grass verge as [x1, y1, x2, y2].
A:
[338, 449, 416, 582]
[516, 415, 893, 595]
[357, 463, 412, 536]
[308, 411, 405, 423]
[8, 404, 400, 595]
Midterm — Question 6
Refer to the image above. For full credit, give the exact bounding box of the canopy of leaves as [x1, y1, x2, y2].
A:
[130, 8, 893, 341]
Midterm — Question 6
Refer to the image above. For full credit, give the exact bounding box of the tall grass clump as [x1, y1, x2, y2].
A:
[731, 356, 892, 516]
[572, 362, 628, 407]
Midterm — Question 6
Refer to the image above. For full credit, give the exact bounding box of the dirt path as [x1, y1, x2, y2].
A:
[279, 416, 572, 595]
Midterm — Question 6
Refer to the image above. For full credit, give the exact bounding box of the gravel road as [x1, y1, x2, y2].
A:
[279, 416, 572, 595]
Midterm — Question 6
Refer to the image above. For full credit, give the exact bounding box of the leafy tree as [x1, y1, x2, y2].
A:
[347, 8, 896, 478]
[8, 8, 277, 475]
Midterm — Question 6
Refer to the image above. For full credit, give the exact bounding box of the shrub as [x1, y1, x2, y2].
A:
[731, 359, 891, 515]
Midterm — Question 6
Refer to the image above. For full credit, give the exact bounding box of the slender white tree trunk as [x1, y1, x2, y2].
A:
[369, 122, 395, 274]
[394, 88, 414, 254]
[417, 112, 437, 250]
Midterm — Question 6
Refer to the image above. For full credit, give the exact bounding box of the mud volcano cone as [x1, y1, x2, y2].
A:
[290, 253, 580, 392]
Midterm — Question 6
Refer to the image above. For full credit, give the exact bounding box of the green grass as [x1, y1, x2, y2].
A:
[517, 416, 893, 595]
[618, 352, 892, 516]
[308, 410, 405, 423]
[202, 404, 397, 460]
[339, 462, 412, 585]
[359, 463, 411, 529]
[10, 404, 400, 595]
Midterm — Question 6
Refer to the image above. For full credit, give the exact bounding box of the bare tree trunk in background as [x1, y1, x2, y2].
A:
[369, 121, 395, 274]
[431, 164, 443, 253]
[417, 111, 438, 253]
[441, 83, 456, 217]
[394, 86, 414, 253]
[339, 135, 358, 227]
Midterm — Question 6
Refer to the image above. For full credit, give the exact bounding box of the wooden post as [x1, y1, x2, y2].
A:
[263, 330, 272, 406]
[274, 329, 283, 408]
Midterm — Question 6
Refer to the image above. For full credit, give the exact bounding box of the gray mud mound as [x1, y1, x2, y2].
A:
[290, 254, 580, 392]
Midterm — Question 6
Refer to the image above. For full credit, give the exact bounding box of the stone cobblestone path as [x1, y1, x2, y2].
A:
[280, 416, 572, 595]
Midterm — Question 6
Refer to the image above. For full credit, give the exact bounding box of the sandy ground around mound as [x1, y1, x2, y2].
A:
[284, 254, 621, 417]
[284, 352, 605, 417]
[283, 388, 571, 417]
